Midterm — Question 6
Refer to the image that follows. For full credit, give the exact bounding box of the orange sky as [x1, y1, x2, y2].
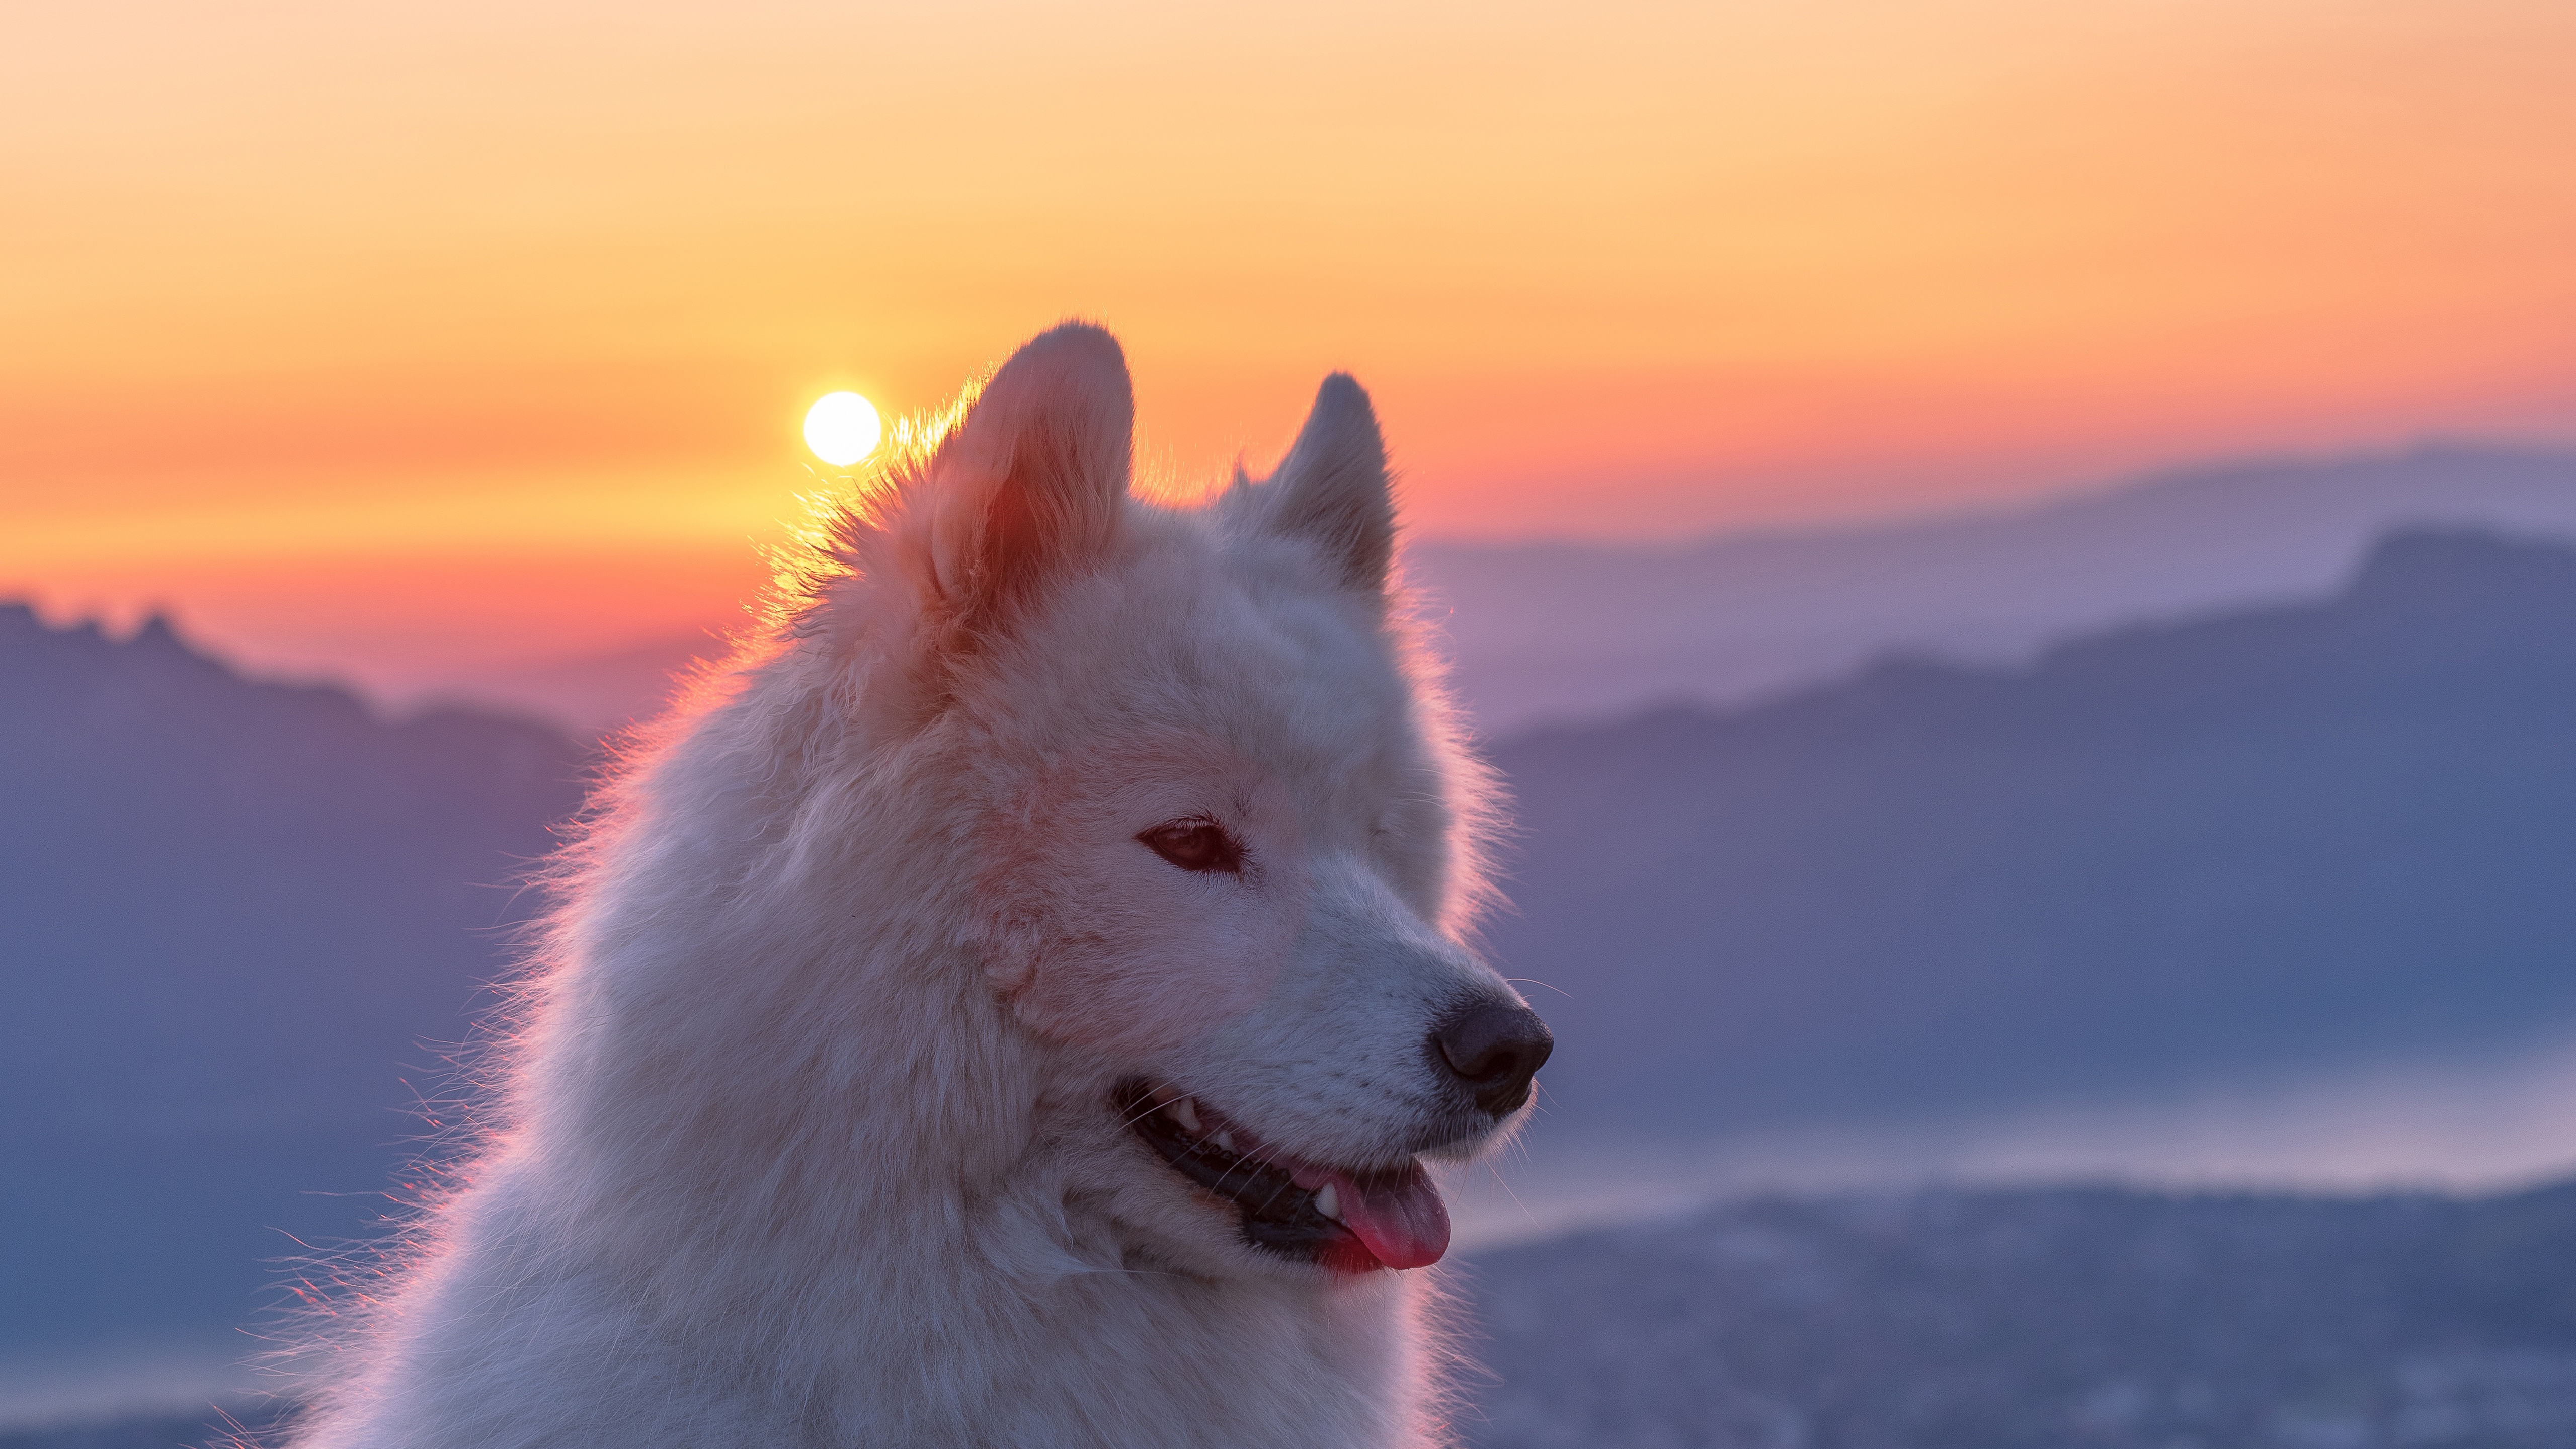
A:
[6, 0, 2574, 692]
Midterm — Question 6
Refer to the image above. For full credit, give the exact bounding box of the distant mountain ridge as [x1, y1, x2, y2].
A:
[1421, 442, 2576, 731]
[423, 443, 2576, 734]
[1487, 528, 2576, 1142]
[0, 605, 585, 1356]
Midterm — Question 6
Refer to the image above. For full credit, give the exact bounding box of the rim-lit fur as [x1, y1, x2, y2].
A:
[276, 324, 1525, 1449]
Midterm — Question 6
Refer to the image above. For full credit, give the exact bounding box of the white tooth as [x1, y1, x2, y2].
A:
[1314, 1183, 1341, 1221]
[1168, 1099, 1202, 1135]
[1215, 1130, 1236, 1152]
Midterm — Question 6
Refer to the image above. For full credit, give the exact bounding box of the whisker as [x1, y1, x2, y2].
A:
[1112, 1097, 1167, 1134]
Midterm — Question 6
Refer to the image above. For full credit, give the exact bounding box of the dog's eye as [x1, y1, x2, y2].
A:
[1137, 817, 1244, 875]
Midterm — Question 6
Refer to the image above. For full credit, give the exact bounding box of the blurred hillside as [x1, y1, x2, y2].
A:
[0, 608, 584, 1361]
[1491, 529, 2576, 1145]
[1464, 1181, 2576, 1449]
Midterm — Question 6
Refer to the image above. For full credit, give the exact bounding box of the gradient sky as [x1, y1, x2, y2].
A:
[7, 0, 2573, 690]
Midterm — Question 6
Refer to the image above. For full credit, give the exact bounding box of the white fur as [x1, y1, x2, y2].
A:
[279, 324, 1534, 1448]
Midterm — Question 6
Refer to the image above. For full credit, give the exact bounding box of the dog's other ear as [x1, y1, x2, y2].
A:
[923, 321, 1133, 630]
[1262, 373, 1394, 596]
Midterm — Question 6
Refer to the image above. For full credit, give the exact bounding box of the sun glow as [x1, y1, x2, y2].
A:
[803, 392, 882, 468]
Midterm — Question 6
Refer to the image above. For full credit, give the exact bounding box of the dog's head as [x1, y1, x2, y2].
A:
[812, 323, 1549, 1278]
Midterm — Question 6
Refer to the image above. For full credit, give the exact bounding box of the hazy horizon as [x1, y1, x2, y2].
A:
[19, 436, 2576, 738]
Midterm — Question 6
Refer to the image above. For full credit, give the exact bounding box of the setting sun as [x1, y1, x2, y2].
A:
[803, 392, 882, 468]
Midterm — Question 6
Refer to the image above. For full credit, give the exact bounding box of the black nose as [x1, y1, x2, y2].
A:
[1431, 999, 1554, 1117]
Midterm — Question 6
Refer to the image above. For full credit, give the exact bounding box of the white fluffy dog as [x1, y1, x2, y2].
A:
[283, 323, 1553, 1448]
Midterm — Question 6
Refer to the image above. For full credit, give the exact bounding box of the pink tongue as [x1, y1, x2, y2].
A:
[1325, 1167, 1450, 1271]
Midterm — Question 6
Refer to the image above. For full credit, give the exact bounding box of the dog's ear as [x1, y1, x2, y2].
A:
[1261, 373, 1394, 596]
[920, 321, 1133, 631]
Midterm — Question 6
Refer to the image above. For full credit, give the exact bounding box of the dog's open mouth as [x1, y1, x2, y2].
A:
[1115, 1079, 1450, 1274]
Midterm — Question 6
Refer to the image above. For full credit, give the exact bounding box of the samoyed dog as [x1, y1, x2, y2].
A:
[283, 323, 1552, 1448]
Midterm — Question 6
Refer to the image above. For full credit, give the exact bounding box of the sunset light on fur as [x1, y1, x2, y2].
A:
[280, 326, 1544, 1448]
